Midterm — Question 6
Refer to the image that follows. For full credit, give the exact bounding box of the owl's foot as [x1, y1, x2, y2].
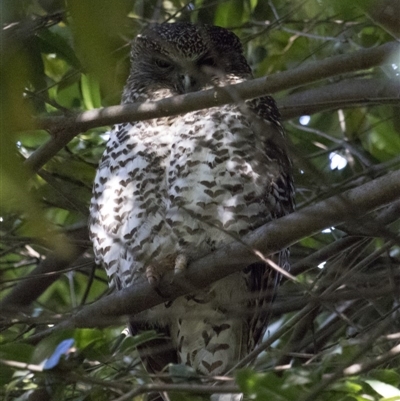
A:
[174, 254, 188, 274]
[145, 265, 160, 285]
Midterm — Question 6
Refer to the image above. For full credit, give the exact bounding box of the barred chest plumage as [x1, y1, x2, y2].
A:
[90, 103, 285, 378]
[90, 103, 278, 289]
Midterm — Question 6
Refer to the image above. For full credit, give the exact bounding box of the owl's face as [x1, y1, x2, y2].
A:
[123, 22, 252, 102]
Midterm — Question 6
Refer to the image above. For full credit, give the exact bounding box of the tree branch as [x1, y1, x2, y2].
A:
[25, 41, 399, 172]
[114, 383, 239, 401]
[279, 78, 400, 119]
[25, 169, 400, 338]
[0, 226, 89, 309]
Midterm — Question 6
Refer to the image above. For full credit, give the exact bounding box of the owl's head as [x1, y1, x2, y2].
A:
[123, 22, 252, 102]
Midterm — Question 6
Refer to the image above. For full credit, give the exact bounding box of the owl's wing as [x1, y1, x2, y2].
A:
[244, 96, 295, 348]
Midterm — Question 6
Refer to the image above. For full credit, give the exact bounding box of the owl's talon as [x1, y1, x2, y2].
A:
[146, 265, 160, 285]
[174, 254, 188, 274]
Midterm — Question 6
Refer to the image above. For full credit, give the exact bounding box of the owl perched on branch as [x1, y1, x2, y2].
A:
[90, 22, 294, 401]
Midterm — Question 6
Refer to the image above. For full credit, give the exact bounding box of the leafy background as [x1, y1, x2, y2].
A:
[1, 0, 400, 400]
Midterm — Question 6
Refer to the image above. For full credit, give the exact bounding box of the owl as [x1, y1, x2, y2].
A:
[89, 22, 294, 400]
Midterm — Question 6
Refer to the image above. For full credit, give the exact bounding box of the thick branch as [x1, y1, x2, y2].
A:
[25, 41, 399, 172]
[32, 169, 400, 333]
[279, 78, 400, 119]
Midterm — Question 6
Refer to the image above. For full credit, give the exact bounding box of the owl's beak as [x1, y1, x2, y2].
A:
[179, 73, 200, 93]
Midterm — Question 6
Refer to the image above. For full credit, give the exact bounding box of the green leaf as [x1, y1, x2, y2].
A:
[73, 328, 105, 349]
[118, 330, 160, 353]
[169, 364, 198, 383]
[67, 0, 129, 97]
[0, 343, 34, 363]
[37, 28, 82, 70]
[365, 380, 400, 398]
[331, 379, 363, 394]
[16, 130, 49, 149]
[249, 0, 258, 11]
[371, 370, 400, 388]
[237, 369, 299, 401]
[214, 0, 245, 27]
[81, 73, 102, 110]
[0, 365, 14, 387]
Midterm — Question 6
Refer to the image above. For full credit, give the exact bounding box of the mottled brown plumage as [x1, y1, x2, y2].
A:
[89, 22, 294, 401]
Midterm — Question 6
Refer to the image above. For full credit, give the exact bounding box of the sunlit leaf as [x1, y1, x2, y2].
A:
[365, 380, 400, 398]
[81, 74, 102, 110]
[67, 0, 130, 97]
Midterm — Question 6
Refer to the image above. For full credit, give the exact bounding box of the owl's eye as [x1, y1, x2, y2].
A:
[155, 58, 173, 69]
[199, 56, 217, 68]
